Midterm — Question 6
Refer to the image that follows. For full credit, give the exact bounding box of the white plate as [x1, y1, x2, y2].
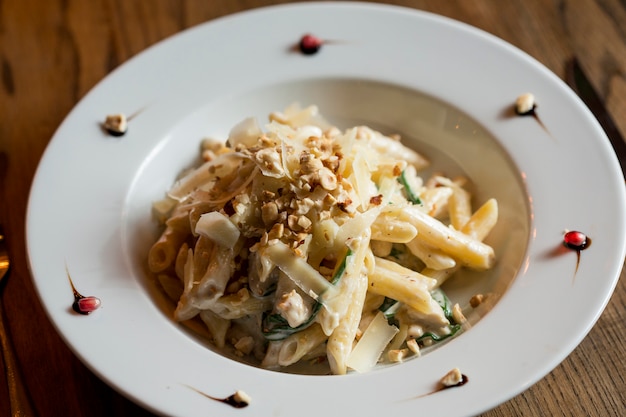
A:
[26, 2, 626, 416]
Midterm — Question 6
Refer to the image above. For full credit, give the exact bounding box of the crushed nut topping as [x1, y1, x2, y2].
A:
[515, 93, 536, 115]
[103, 113, 128, 136]
[406, 338, 421, 356]
[440, 367, 463, 387]
[451, 303, 466, 324]
[469, 293, 484, 308]
[388, 348, 409, 363]
[232, 390, 251, 406]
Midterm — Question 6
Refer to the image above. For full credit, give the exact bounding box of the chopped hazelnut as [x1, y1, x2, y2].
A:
[232, 390, 251, 407]
[287, 215, 299, 231]
[406, 339, 421, 356]
[451, 303, 467, 324]
[255, 148, 284, 176]
[234, 336, 254, 356]
[295, 197, 315, 215]
[515, 93, 536, 115]
[470, 293, 484, 308]
[302, 167, 337, 191]
[440, 367, 463, 387]
[259, 232, 269, 246]
[268, 223, 284, 240]
[103, 113, 127, 136]
[261, 202, 279, 225]
[262, 190, 276, 199]
[369, 194, 383, 206]
[336, 198, 353, 213]
[297, 215, 312, 231]
[388, 349, 409, 363]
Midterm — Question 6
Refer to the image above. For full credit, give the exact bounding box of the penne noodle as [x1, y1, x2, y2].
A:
[421, 186, 453, 219]
[405, 239, 456, 270]
[168, 152, 243, 200]
[277, 324, 327, 367]
[260, 341, 282, 369]
[369, 257, 443, 320]
[421, 266, 458, 288]
[318, 230, 371, 336]
[148, 226, 190, 273]
[422, 199, 499, 286]
[327, 271, 368, 374]
[448, 184, 472, 230]
[208, 291, 273, 320]
[199, 310, 230, 348]
[400, 205, 495, 270]
[156, 274, 183, 302]
[461, 198, 498, 240]
[174, 242, 189, 280]
[371, 216, 418, 243]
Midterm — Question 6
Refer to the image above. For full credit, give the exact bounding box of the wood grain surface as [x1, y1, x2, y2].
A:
[0, 1, 624, 416]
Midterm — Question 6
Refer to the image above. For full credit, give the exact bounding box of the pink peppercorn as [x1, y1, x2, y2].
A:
[299, 34, 323, 55]
[563, 230, 590, 250]
[75, 296, 101, 314]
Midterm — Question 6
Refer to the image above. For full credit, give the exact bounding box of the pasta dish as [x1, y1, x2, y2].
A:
[147, 104, 498, 374]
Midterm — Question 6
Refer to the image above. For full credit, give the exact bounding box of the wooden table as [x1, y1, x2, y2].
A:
[1, 1, 624, 416]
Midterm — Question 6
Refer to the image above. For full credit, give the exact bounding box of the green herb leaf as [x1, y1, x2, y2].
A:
[398, 170, 422, 205]
[261, 301, 323, 341]
[414, 288, 462, 343]
[262, 249, 352, 341]
[431, 287, 453, 320]
[415, 324, 462, 343]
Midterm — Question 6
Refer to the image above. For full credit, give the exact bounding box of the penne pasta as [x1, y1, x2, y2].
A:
[461, 198, 498, 240]
[369, 257, 445, 321]
[371, 215, 418, 243]
[448, 182, 472, 230]
[422, 199, 499, 287]
[400, 205, 495, 270]
[327, 271, 368, 374]
[318, 229, 371, 336]
[148, 226, 189, 273]
[405, 239, 456, 270]
[199, 310, 230, 348]
[277, 324, 327, 367]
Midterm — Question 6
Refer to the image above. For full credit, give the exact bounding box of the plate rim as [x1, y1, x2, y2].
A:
[25, 2, 626, 416]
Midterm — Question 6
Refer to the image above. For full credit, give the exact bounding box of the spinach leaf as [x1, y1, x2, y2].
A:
[398, 170, 422, 205]
[262, 249, 352, 341]
[415, 288, 462, 344]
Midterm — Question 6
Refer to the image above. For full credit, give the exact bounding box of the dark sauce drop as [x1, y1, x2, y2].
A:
[515, 104, 535, 117]
[105, 128, 126, 137]
[67, 268, 101, 315]
[218, 393, 250, 409]
[515, 104, 551, 133]
[441, 373, 469, 389]
[411, 372, 469, 400]
[187, 386, 250, 409]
